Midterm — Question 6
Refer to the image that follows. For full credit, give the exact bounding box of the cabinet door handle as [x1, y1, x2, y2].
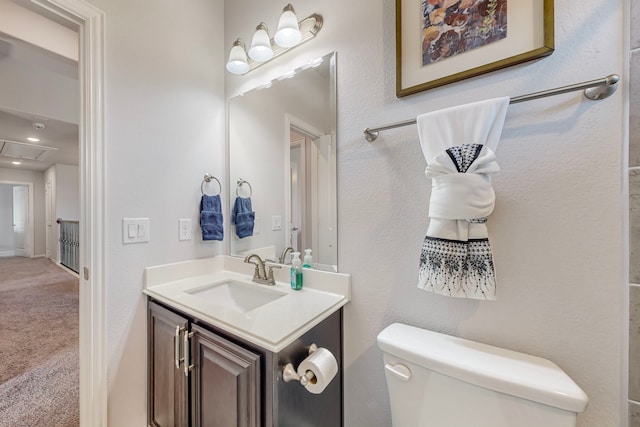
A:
[183, 331, 195, 376]
[174, 326, 185, 369]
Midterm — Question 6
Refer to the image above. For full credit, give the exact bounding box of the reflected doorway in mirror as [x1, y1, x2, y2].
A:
[228, 52, 338, 271]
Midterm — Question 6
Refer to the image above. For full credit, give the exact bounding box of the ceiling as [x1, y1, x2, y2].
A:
[0, 108, 78, 171]
[0, 5, 79, 173]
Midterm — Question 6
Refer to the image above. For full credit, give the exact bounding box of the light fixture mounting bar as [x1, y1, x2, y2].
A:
[247, 13, 323, 72]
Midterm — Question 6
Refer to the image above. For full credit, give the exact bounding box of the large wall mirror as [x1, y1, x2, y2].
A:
[229, 52, 337, 271]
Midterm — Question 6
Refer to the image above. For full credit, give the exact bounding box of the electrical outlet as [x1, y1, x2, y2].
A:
[179, 219, 192, 241]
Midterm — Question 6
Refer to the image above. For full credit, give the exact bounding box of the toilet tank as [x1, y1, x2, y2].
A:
[377, 323, 588, 427]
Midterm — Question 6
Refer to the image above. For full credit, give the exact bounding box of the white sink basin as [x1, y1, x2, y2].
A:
[186, 280, 286, 313]
[144, 256, 351, 351]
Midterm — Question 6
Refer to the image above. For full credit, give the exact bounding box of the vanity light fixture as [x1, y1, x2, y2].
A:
[274, 4, 301, 48]
[226, 39, 250, 75]
[27, 137, 40, 142]
[225, 4, 323, 75]
[11, 161, 21, 165]
[248, 22, 273, 62]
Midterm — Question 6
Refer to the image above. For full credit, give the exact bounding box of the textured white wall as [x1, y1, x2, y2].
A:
[226, 0, 626, 425]
[83, 0, 226, 425]
[229, 89, 288, 255]
[54, 164, 78, 221]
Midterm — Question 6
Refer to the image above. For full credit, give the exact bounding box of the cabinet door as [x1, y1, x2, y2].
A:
[190, 325, 261, 427]
[148, 301, 189, 427]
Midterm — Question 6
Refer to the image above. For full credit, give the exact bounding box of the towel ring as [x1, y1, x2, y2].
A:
[201, 174, 221, 196]
[236, 178, 253, 197]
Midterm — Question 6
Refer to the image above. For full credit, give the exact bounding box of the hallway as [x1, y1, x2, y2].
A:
[0, 256, 79, 426]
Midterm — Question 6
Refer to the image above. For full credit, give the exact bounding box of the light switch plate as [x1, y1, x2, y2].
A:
[122, 218, 150, 244]
[179, 219, 192, 241]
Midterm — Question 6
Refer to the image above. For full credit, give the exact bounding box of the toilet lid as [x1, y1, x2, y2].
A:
[377, 323, 588, 413]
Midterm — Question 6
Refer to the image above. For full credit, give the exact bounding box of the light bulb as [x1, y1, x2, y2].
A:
[226, 39, 250, 75]
[274, 4, 302, 48]
[248, 23, 273, 62]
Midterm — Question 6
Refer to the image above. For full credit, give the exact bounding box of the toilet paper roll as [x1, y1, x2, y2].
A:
[296, 347, 338, 394]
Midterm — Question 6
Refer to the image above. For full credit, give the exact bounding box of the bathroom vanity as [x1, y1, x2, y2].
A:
[144, 255, 350, 427]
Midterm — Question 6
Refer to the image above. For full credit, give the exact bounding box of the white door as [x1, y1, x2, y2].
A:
[289, 143, 304, 252]
[13, 185, 28, 257]
[45, 181, 53, 259]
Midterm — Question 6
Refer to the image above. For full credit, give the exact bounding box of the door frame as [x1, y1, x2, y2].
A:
[0, 181, 33, 257]
[34, 0, 107, 425]
[12, 184, 29, 257]
[289, 139, 305, 251]
[45, 180, 52, 259]
[284, 114, 324, 260]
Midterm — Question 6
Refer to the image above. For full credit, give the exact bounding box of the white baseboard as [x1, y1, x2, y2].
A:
[32, 254, 46, 258]
[0, 250, 15, 257]
[55, 261, 80, 278]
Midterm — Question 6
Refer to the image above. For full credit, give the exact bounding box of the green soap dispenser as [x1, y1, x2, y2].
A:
[290, 252, 303, 290]
[303, 249, 313, 268]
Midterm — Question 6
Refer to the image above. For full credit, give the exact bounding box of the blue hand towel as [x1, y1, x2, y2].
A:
[200, 194, 223, 241]
[231, 197, 255, 239]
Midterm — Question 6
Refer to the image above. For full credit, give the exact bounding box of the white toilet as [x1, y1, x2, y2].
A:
[377, 323, 588, 427]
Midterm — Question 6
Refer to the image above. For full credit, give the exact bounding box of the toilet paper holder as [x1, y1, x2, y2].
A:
[282, 343, 319, 385]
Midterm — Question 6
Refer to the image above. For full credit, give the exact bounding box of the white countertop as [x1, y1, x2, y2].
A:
[143, 255, 351, 353]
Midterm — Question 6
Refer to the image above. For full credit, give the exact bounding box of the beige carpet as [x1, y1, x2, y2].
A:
[0, 257, 79, 427]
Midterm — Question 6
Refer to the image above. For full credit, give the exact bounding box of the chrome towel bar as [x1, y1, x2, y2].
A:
[364, 74, 620, 142]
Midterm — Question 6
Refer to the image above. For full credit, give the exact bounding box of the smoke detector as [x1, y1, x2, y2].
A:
[32, 122, 45, 130]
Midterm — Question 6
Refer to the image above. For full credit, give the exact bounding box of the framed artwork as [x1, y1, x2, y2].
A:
[396, 0, 554, 97]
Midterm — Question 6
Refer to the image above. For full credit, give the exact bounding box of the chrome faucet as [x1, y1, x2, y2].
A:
[279, 246, 294, 264]
[244, 253, 280, 286]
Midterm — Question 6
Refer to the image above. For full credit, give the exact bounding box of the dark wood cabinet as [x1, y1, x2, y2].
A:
[148, 299, 343, 427]
[190, 324, 260, 427]
[148, 301, 260, 427]
[148, 301, 189, 427]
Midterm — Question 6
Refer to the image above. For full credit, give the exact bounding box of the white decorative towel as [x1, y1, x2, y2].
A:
[417, 97, 509, 300]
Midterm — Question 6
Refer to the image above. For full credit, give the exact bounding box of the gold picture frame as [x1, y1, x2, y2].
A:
[396, 0, 554, 97]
